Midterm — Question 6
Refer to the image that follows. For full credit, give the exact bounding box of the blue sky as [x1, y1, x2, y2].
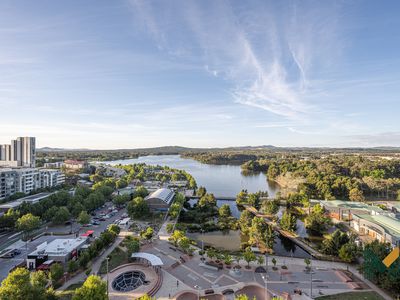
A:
[0, 0, 399, 149]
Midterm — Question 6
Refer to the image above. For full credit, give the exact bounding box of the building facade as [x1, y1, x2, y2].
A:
[64, 160, 88, 170]
[0, 137, 36, 168]
[0, 168, 65, 200]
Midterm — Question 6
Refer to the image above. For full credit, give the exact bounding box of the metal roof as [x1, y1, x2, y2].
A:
[146, 188, 175, 205]
[131, 252, 164, 266]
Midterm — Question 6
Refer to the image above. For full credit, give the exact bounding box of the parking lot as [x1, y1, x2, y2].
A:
[0, 202, 129, 282]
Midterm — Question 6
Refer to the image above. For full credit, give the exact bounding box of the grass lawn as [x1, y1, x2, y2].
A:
[56, 282, 84, 300]
[316, 291, 385, 300]
[99, 246, 129, 274]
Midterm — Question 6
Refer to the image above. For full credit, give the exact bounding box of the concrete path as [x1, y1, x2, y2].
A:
[57, 235, 124, 291]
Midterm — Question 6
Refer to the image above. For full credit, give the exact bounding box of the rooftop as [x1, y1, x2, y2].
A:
[30, 237, 88, 257]
[0, 192, 52, 210]
[131, 252, 163, 266]
[146, 188, 175, 205]
[317, 199, 384, 213]
[355, 213, 400, 238]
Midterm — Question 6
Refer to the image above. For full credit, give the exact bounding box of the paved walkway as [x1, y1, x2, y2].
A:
[58, 235, 124, 291]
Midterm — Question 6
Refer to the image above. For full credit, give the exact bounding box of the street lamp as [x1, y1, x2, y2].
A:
[310, 256, 313, 298]
[261, 274, 268, 300]
[263, 252, 268, 300]
[194, 285, 201, 300]
[106, 256, 110, 298]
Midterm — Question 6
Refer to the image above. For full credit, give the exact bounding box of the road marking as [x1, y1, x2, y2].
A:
[203, 272, 218, 278]
[188, 273, 199, 281]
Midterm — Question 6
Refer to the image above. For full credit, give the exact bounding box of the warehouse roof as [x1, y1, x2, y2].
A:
[145, 188, 175, 205]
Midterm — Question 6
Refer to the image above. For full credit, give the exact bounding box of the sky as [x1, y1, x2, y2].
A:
[0, 0, 400, 149]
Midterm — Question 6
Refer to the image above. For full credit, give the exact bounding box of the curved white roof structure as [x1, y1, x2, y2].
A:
[131, 252, 164, 266]
[146, 188, 175, 205]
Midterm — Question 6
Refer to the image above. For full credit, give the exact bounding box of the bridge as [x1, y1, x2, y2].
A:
[187, 196, 236, 201]
[243, 205, 323, 259]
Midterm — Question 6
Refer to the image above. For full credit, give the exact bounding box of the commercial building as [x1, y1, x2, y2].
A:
[314, 199, 384, 221]
[64, 160, 88, 170]
[145, 188, 175, 211]
[351, 214, 400, 248]
[27, 237, 88, 269]
[0, 192, 53, 213]
[0, 168, 65, 200]
[0, 137, 36, 168]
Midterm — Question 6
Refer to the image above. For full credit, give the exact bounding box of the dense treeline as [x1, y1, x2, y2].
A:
[182, 152, 258, 165]
[241, 155, 400, 200]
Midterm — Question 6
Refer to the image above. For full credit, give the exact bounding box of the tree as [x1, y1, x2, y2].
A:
[178, 236, 191, 253]
[127, 197, 150, 219]
[349, 188, 365, 202]
[339, 243, 358, 263]
[77, 211, 91, 225]
[219, 204, 231, 218]
[67, 260, 79, 273]
[248, 217, 269, 248]
[280, 211, 297, 232]
[73, 275, 107, 300]
[112, 194, 130, 207]
[52, 207, 70, 225]
[243, 249, 256, 268]
[322, 230, 350, 256]
[304, 258, 311, 270]
[196, 186, 207, 197]
[126, 238, 140, 255]
[257, 255, 264, 266]
[141, 227, 154, 240]
[397, 189, 400, 201]
[0, 268, 51, 300]
[198, 193, 217, 211]
[271, 257, 277, 268]
[305, 205, 330, 236]
[108, 224, 120, 235]
[169, 230, 185, 247]
[133, 186, 149, 198]
[262, 199, 279, 215]
[239, 210, 254, 235]
[49, 263, 64, 285]
[247, 193, 261, 209]
[138, 295, 156, 300]
[236, 190, 248, 206]
[166, 223, 174, 233]
[16, 213, 41, 239]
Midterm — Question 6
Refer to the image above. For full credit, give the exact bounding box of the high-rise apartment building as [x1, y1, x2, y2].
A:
[0, 168, 65, 200]
[0, 137, 36, 168]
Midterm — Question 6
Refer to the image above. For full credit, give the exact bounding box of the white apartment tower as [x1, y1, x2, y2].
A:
[0, 137, 36, 168]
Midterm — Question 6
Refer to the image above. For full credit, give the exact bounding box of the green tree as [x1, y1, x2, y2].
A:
[219, 204, 231, 218]
[67, 260, 79, 273]
[349, 188, 365, 202]
[304, 258, 311, 270]
[338, 243, 358, 263]
[0, 268, 51, 300]
[127, 197, 150, 219]
[196, 186, 207, 197]
[72, 275, 107, 300]
[178, 236, 191, 253]
[271, 257, 277, 268]
[169, 230, 185, 247]
[126, 238, 140, 255]
[133, 186, 149, 198]
[322, 230, 350, 256]
[280, 211, 297, 232]
[141, 227, 154, 240]
[49, 263, 63, 285]
[77, 211, 91, 226]
[112, 194, 131, 207]
[108, 224, 120, 235]
[236, 189, 248, 206]
[262, 199, 279, 215]
[52, 207, 70, 225]
[16, 213, 41, 239]
[243, 249, 256, 268]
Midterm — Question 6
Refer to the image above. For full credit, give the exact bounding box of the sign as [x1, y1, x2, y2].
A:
[383, 246, 400, 268]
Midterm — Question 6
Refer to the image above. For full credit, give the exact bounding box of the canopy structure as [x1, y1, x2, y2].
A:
[131, 252, 164, 266]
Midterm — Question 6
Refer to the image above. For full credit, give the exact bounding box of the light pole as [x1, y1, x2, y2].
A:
[310, 257, 313, 298]
[106, 256, 110, 298]
[264, 252, 268, 300]
[194, 285, 201, 300]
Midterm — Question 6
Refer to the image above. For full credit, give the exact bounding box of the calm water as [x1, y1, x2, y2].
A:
[104, 155, 279, 198]
[187, 230, 310, 258]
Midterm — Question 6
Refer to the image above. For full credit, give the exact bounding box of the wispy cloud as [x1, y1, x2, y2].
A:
[128, 0, 342, 119]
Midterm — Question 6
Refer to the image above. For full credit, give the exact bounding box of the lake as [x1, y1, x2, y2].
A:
[103, 155, 279, 198]
[187, 230, 310, 258]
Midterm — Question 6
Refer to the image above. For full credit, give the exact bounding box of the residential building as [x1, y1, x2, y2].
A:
[64, 160, 88, 170]
[43, 161, 64, 168]
[0, 137, 36, 168]
[145, 188, 175, 211]
[27, 237, 88, 269]
[0, 168, 65, 200]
